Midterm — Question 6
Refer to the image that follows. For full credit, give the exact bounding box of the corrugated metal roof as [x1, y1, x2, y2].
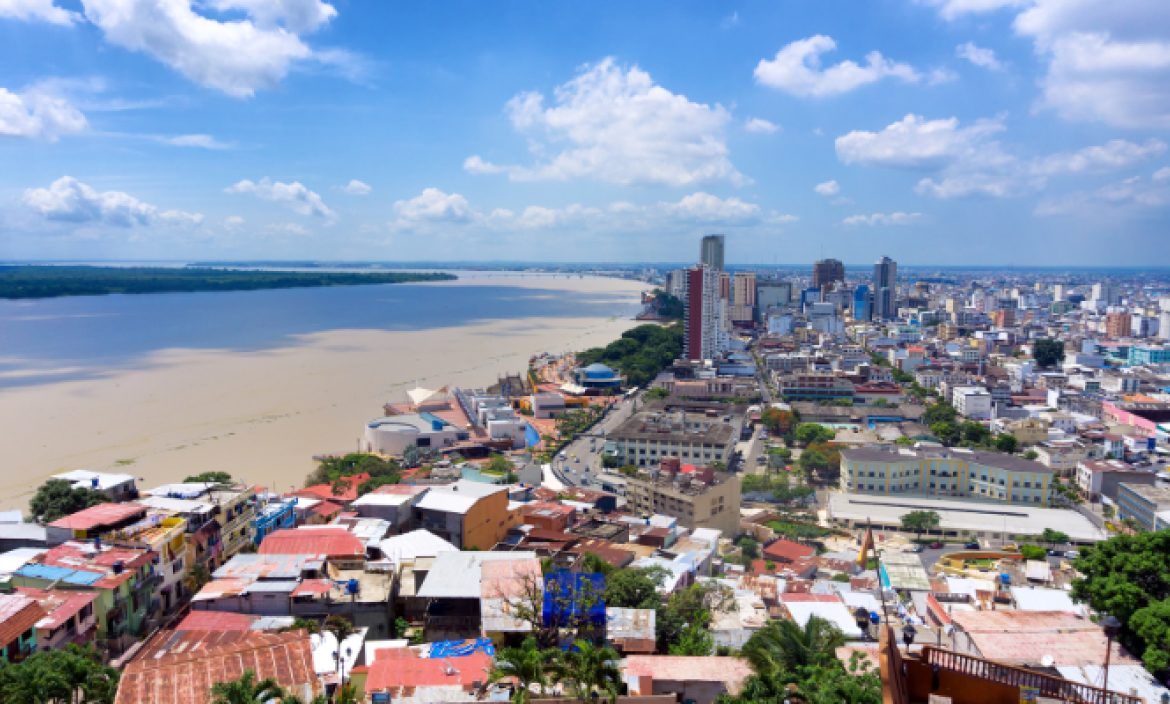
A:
[623, 656, 754, 691]
[1057, 665, 1170, 703]
[214, 554, 319, 580]
[16, 563, 104, 586]
[377, 530, 458, 564]
[47, 503, 146, 530]
[416, 552, 538, 599]
[258, 528, 364, 557]
[606, 607, 656, 641]
[1011, 586, 1082, 614]
[243, 580, 298, 594]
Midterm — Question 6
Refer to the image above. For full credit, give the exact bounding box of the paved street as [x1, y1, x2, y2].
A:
[550, 392, 643, 488]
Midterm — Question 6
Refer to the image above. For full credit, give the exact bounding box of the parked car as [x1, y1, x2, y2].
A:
[574, 457, 580, 463]
[905, 545, 925, 553]
[965, 541, 981, 549]
[1047, 549, 1065, 557]
[1064, 550, 1081, 560]
[929, 542, 944, 549]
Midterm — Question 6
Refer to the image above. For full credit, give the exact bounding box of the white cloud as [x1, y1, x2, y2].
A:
[754, 35, 920, 97]
[225, 178, 334, 218]
[0, 87, 88, 140]
[836, 113, 1006, 170]
[79, 0, 339, 98]
[158, 133, 229, 149]
[956, 42, 1004, 70]
[927, 67, 959, 85]
[917, 0, 1025, 21]
[843, 212, 925, 226]
[266, 222, 309, 235]
[658, 192, 762, 221]
[464, 57, 746, 187]
[720, 11, 738, 29]
[1037, 175, 1170, 216]
[389, 188, 475, 230]
[831, 196, 854, 206]
[0, 0, 80, 24]
[815, 180, 840, 196]
[1154, 167, 1170, 181]
[744, 117, 780, 133]
[22, 175, 203, 227]
[334, 179, 372, 195]
[224, 215, 245, 229]
[1034, 139, 1167, 175]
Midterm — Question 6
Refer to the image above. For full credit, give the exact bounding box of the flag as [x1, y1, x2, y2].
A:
[857, 525, 875, 568]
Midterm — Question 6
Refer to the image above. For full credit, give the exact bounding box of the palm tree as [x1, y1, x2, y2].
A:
[741, 616, 848, 677]
[278, 692, 328, 704]
[324, 615, 355, 643]
[552, 640, 621, 701]
[279, 617, 321, 635]
[488, 637, 560, 703]
[186, 562, 212, 595]
[210, 670, 284, 704]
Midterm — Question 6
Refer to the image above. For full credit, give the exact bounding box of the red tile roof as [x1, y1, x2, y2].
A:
[778, 593, 841, 603]
[290, 473, 371, 503]
[118, 631, 322, 704]
[365, 647, 492, 691]
[47, 503, 147, 530]
[175, 611, 259, 631]
[762, 539, 816, 563]
[258, 528, 364, 557]
[623, 656, 754, 685]
[13, 587, 97, 630]
[0, 595, 48, 648]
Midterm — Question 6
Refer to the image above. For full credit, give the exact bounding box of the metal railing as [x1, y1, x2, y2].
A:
[923, 647, 1143, 704]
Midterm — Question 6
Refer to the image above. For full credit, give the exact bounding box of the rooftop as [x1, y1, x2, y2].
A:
[47, 502, 147, 530]
[213, 554, 322, 581]
[377, 529, 459, 564]
[51, 470, 136, 491]
[364, 647, 492, 692]
[841, 446, 1054, 475]
[257, 528, 364, 557]
[623, 656, 754, 689]
[417, 551, 538, 599]
[14, 587, 98, 630]
[0, 594, 48, 647]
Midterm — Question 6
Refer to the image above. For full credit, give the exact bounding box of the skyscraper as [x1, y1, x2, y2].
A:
[812, 258, 845, 291]
[853, 285, 871, 321]
[732, 272, 756, 307]
[683, 265, 720, 361]
[700, 235, 725, 272]
[872, 256, 898, 321]
[1092, 282, 1119, 306]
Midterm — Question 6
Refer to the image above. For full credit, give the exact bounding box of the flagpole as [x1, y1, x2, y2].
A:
[870, 517, 892, 627]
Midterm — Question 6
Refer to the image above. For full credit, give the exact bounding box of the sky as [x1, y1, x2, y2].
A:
[1, 0, 1169, 266]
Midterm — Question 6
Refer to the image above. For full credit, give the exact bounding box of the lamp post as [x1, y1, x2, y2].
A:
[1101, 614, 1121, 695]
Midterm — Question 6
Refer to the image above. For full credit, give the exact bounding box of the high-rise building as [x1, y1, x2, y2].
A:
[732, 272, 756, 307]
[1053, 284, 1066, 301]
[683, 266, 720, 361]
[718, 272, 731, 301]
[756, 279, 792, 321]
[700, 235, 725, 272]
[1159, 310, 1170, 341]
[1093, 283, 1120, 306]
[1106, 312, 1132, 339]
[853, 285, 871, 321]
[812, 258, 845, 291]
[872, 256, 898, 321]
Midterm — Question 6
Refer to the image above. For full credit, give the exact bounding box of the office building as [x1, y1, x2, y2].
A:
[812, 258, 845, 291]
[853, 285, 871, 321]
[872, 256, 898, 321]
[732, 272, 756, 307]
[719, 271, 731, 301]
[1092, 282, 1120, 306]
[683, 265, 719, 362]
[624, 468, 741, 537]
[608, 404, 741, 470]
[700, 235, 725, 272]
[756, 279, 792, 320]
[840, 446, 1054, 506]
[1116, 484, 1170, 532]
[1053, 284, 1067, 301]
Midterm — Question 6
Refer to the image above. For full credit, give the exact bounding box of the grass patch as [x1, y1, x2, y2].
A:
[765, 520, 830, 540]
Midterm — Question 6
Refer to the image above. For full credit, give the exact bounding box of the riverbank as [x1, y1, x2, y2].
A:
[0, 275, 649, 511]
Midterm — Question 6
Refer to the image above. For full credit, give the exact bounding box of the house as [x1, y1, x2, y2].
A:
[624, 656, 755, 704]
[762, 538, 815, 564]
[949, 610, 1135, 667]
[0, 593, 47, 661]
[411, 480, 521, 550]
[45, 503, 150, 545]
[13, 587, 99, 650]
[349, 485, 429, 534]
[362, 645, 493, 703]
[117, 631, 323, 704]
[258, 527, 366, 563]
[375, 530, 459, 622]
[415, 551, 539, 641]
[521, 502, 578, 532]
[289, 473, 370, 506]
[51, 470, 139, 502]
[1076, 460, 1157, 502]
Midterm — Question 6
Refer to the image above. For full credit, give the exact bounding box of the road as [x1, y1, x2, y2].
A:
[550, 392, 643, 489]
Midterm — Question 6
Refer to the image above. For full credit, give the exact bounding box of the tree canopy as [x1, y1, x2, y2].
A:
[900, 510, 941, 539]
[575, 323, 683, 388]
[995, 434, 1019, 454]
[1071, 531, 1170, 673]
[305, 453, 402, 486]
[185, 471, 232, 484]
[1033, 338, 1066, 369]
[794, 424, 836, 446]
[29, 480, 110, 524]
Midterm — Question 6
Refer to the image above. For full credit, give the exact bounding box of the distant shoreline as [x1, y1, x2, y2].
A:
[0, 265, 457, 300]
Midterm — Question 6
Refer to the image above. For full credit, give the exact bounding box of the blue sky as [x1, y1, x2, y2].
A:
[2, 0, 1169, 265]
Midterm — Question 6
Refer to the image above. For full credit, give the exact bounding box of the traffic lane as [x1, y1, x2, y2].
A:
[555, 394, 640, 486]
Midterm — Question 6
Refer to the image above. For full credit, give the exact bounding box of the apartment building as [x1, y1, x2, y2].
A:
[624, 466, 741, 536]
[1000, 418, 1049, 446]
[608, 406, 740, 468]
[1116, 484, 1170, 532]
[412, 480, 521, 550]
[1033, 441, 1088, 478]
[840, 446, 1053, 506]
[777, 372, 854, 402]
[953, 387, 992, 420]
[1076, 460, 1157, 502]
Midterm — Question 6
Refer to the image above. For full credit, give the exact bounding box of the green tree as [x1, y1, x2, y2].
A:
[604, 566, 667, 610]
[645, 387, 670, 400]
[186, 562, 212, 594]
[1024, 449, 1039, 460]
[718, 654, 881, 704]
[1040, 528, 1070, 547]
[552, 640, 622, 701]
[959, 421, 991, 446]
[28, 479, 109, 524]
[279, 617, 321, 634]
[185, 471, 233, 484]
[486, 453, 514, 475]
[356, 475, 399, 496]
[900, 510, 941, 541]
[741, 615, 848, 677]
[1019, 545, 1047, 560]
[930, 422, 961, 446]
[995, 434, 1019, 454]
[657, 581, 735, 653]
[1071, 531, 1170, 673]
[209, 670, 284, 704]
[795, 424, 835, 446]
[871, 398, 890, 408]
[895, 436, 915, 446]
[668, 624, 713, 656]
[923, 402, 958, 426]
[488, 637, 560, 703]
[0, 644, 120, 704]
[891, 368, 914, 384]
[330, 476, 353, 498]
[737, 537, 760, 560]
[1033, 338, 1066, 369]
[600, 453, 620, 469]
[577, 552, 616, 576]
[1103, 505, 1115, 519]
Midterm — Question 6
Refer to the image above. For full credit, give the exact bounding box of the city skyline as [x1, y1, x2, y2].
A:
[2, 1, 1170, 265]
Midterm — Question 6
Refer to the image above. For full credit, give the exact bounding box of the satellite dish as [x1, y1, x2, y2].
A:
[1040, 655, 1055, 667]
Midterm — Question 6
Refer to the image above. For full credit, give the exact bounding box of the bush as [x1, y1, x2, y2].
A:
[1019, 545, 1047, 560]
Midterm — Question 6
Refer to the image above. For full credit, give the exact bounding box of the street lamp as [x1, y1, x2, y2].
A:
[1101, 614, 1122, 695]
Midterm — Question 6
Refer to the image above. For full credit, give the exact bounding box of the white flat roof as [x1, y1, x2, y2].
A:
[377, 529, 458, 564]
[351, 493, 416, 507]
[53, 470, 136, 490]
[785, 601, 863, 638]
[829, 493, 1108, 542]
[136, 496, 215, 514]
[416, 551, 538, 599]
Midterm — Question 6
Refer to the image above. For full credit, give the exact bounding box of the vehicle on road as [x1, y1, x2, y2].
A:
[1064, 550, 1080, 560]
[964, 541, 980, 549]
[574, 457, 580, 463]
[905, 545, 925, 553]
[928, 542, 944, 549]
[756, 455, 766, 464]
[1047, 549, 1065, 557]
[559, 452, 567, 460]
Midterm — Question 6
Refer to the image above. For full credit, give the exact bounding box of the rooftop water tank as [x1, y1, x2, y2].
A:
[346, 579, 360, 595]
[432, 420, 443, 431]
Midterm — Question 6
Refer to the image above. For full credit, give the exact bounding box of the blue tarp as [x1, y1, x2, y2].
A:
[428, 638, 495, 659]
[17, 564, 104, 586]
[525, 423, 541, 448]
[543, 572, 606, 629]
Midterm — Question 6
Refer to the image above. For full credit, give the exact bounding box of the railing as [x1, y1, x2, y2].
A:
[922, 647, 1144, 704]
